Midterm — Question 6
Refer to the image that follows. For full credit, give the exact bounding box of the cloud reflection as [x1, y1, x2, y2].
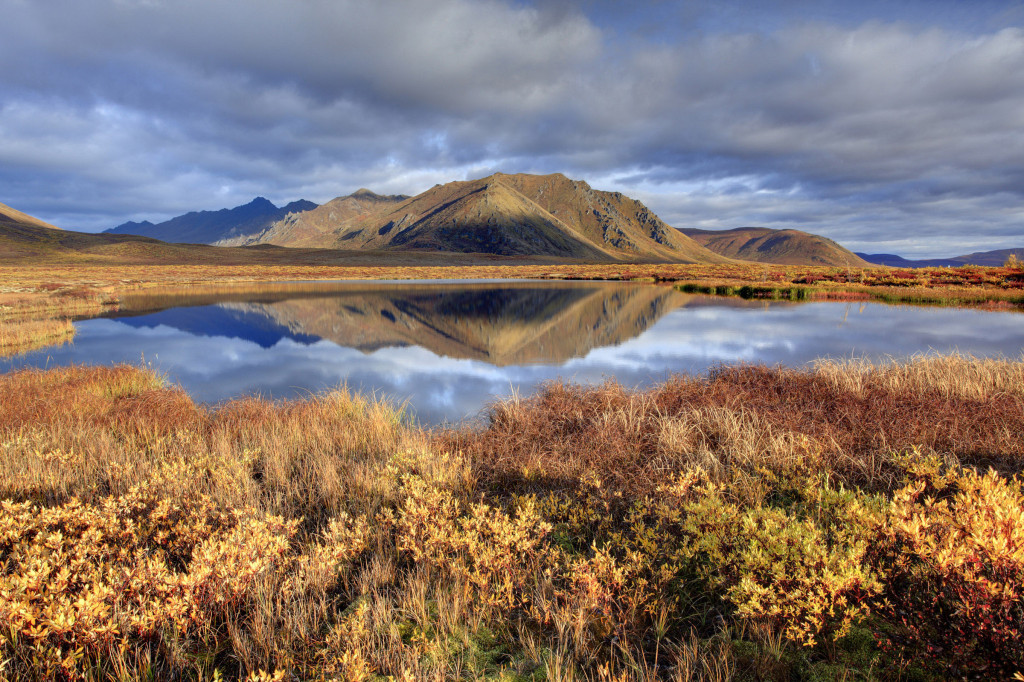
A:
[3, 288, 1023, 426]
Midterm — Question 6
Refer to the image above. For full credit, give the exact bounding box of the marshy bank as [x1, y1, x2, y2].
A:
[0, 355, 1022, 680]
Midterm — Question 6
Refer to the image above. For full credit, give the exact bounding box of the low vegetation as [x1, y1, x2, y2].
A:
[0, 282, 114, 357]
[1, 355, 1022, 680]
[0, 318, 75, 357]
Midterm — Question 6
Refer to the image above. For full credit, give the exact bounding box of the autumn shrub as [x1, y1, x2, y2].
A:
[518, 468, 882, 664]
[0, 483, 369, 680]
[2, 358, 1024, 680]
[391, 475, 553, 612]
[668, 474, 880, 647]
[870, 452, 1024, 677]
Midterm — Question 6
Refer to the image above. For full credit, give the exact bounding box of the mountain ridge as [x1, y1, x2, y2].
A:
[231, 172, 728, 263]
[106, 197, 318, 244]
[220, 190, 411, 248]
[857, 249, 1024, 268]
[680, 226, 868, 267]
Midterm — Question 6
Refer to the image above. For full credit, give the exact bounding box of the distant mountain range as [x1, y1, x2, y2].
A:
[225, 173, 727, 263]
[0, 200, 322, 265]
[856, 249, 1024, 267]
[105, 197, 317, 244]
[680, 225, 1024, 268]
[6, 186, 1023, 267]
[679, 227, 868, 267]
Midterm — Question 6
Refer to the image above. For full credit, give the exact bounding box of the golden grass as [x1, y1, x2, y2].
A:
[0, 318, 75, 357]
[814, 353, 1024, 401]
[0, 357, 1022, 680]
[0, 365, 438, 518]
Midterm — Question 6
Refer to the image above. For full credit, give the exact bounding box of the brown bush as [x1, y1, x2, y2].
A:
[445, 356, 1024, 501]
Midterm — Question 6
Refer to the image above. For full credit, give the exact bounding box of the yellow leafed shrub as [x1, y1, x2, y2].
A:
[393, 475, 553, 610]
[664, 473, 881, 647]
[0, 484, 369, 680]
[872, 454, 1024, 676]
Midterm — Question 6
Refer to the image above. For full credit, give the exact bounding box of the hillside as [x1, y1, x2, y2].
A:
[680, 226, 868, 266]
[956, 248, 1024, 266]
[858, 248, 1024, 267]
[106, 197, 317, 244]
[0, 218, 259, 263]
[238, 173, 728, 263]
[0, 201, 61, 231]
[220, 190, 408, 248]
[0, 219, 579, 267]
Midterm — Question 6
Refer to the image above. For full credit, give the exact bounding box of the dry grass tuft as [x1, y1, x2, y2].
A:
[446, 353, 1024, 500]
[814, 352, 1024, 401]
[0, 318, 75, 357]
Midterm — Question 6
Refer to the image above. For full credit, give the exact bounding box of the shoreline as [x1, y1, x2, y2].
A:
[1, 261, 1022, 357]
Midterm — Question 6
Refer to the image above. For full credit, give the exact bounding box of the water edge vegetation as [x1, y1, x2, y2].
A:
[1, 261, 1023, 357]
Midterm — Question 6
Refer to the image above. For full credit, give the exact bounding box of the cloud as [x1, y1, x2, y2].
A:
[0, 0, 1021, 255]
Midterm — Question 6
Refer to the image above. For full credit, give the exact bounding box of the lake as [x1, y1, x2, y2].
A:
[3, 280, 1023, 425]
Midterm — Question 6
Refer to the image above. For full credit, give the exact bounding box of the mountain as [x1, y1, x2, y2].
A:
[232, 173, 729, 263]
[0, 217, 599, 267]
[857, 249, 1024, 268]
[855, 253, 962, 267]
[0, 201, 61, 231]
[679, 227, 868, 266]
[106, 197, 317, 244]
[219, 189, 409, 248]
[956, 248, 1024, 266]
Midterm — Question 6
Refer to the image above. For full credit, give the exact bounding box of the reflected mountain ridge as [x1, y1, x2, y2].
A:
[5, 280, 1024, 426]
[115, 305, 322, 349]
[118, 282, 695, 365]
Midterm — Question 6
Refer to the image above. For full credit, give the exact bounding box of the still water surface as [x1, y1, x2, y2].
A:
[3, 280, 1024, 425]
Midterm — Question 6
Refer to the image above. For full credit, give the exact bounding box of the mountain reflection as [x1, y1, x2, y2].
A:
[7, 282, 1023, 425]
[114, 281, 707, 365]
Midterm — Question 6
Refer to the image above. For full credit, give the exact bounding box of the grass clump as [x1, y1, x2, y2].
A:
[0, 356, 1023, 680]
[0, 318, 75, 357]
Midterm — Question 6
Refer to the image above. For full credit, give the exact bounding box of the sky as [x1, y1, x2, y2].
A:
[2, 0, 1023, 257]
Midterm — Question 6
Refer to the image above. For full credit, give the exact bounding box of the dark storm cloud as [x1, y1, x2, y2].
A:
[0, 0, 1022, 255]
[0, 0, 601, 227]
